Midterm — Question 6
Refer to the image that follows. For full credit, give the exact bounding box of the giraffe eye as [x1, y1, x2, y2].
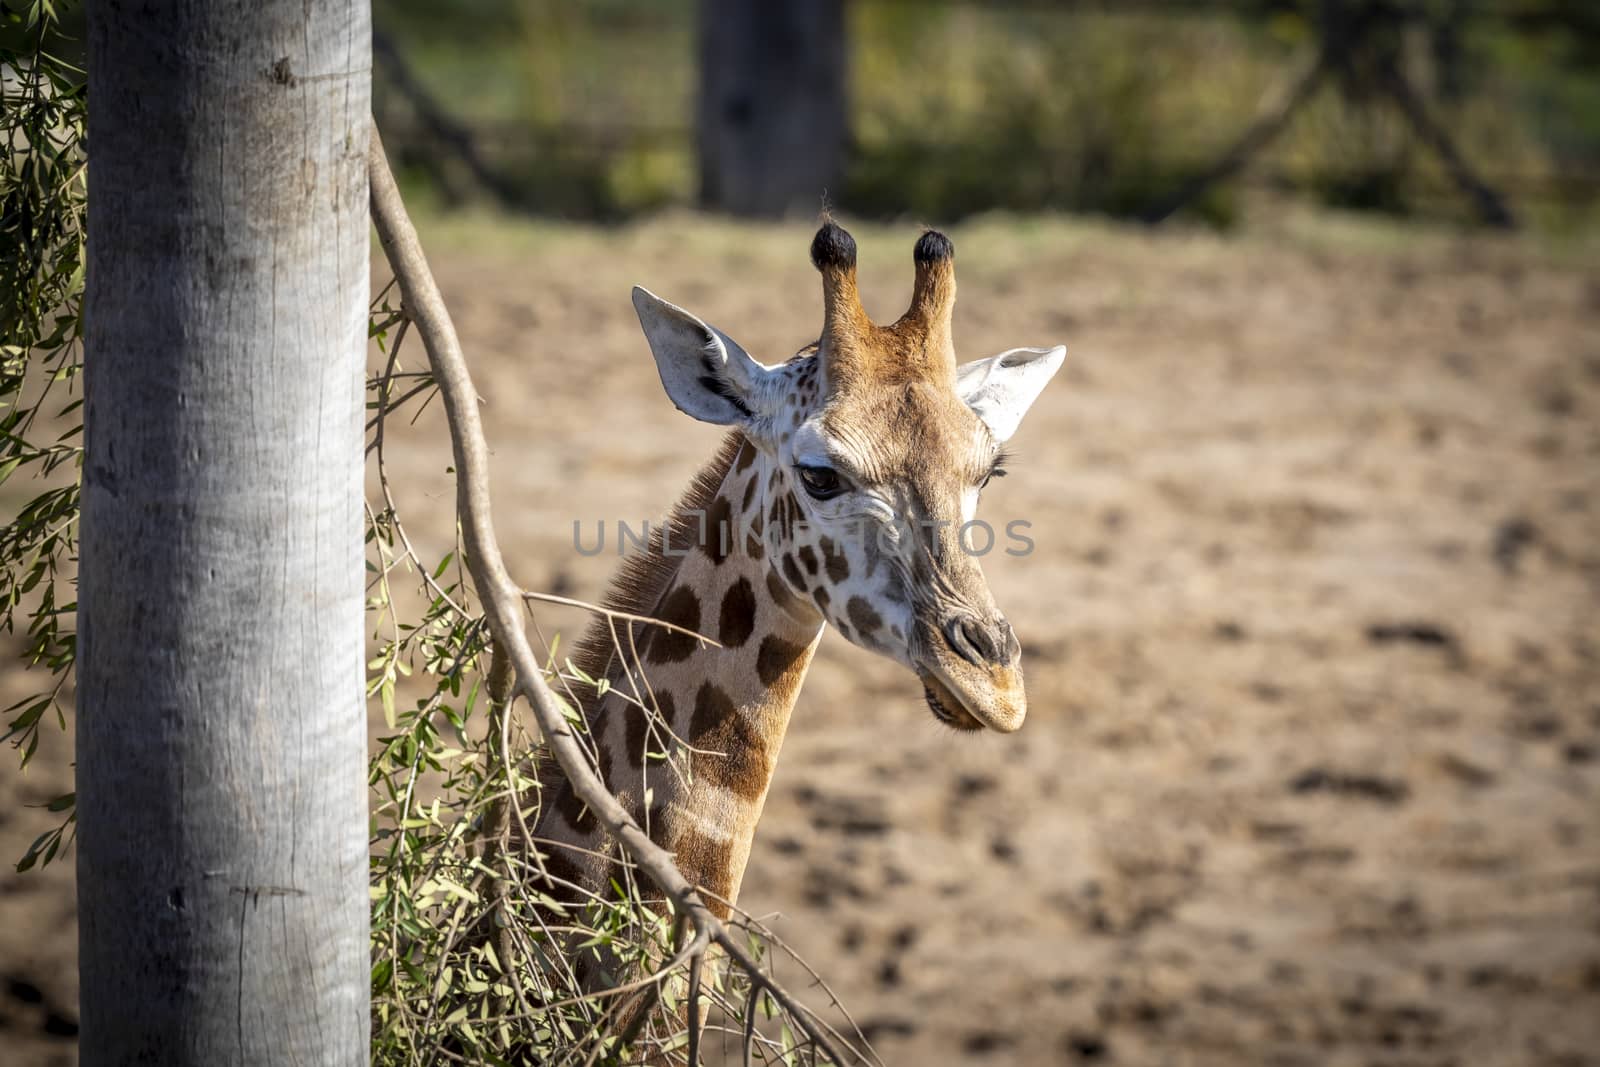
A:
[795, 464, 845, 500]
[981, 447, 1013, 489]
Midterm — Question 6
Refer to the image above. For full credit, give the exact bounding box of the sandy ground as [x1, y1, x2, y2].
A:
[2, 209, 1598, 1065]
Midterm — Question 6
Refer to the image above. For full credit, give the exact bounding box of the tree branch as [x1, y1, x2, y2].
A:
[1142, 48, 1329, 224]
[367, 121, 857, 1066]
[1377, 55, 1516, 229]
[372, 28, 528, 211]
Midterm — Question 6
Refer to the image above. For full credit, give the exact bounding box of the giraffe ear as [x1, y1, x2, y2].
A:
[956, 345, 1066, 443]
[632, 286, 774, 426]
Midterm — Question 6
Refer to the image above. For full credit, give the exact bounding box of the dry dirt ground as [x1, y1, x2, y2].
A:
[2, 209, 1598, 1066]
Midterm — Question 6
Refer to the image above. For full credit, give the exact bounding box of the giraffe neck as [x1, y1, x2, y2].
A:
[544, 433, 824, 916]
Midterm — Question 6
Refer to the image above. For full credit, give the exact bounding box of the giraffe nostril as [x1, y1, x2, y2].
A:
[1000, 619, 1020, 663]
[943, 615, 1000, 667]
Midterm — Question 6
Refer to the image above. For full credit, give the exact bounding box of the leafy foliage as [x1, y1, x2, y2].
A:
[0, 0, 85, 872]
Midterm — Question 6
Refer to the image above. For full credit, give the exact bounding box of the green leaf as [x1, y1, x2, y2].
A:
[2, 697, 49, 741]
[15, 828, 54, 873]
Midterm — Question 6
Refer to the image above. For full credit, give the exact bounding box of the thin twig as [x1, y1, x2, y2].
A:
[687, 950, 704, 1066]
[522, 589, 721, 648]
[479, 643, 538, 1021]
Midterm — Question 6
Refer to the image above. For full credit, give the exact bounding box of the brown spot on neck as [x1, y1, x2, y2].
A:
[624, 689, 674, 768]
[685, 682, 773, 804]
[822, 537, 850, 583]
[703, 493, 734, 564]
[670, 823, 736, 918]
[718, 577, 757, 648]
[756, 634, 811, 689]
[781, 553, 806, 591]
[555, 775, 595, 833]
[766, 569, 809, 621]
[846, 595, 883, 638]
[689, 681, 738, 740]
[645, 586, 703, 663]
[537, 845, 585, 894]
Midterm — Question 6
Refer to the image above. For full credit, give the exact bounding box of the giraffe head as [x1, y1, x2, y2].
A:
[631, 221, 1063, 733]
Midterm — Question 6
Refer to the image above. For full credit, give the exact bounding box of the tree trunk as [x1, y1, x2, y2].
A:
[78, 2, 371, 1063]
[697, 0, 847, 218]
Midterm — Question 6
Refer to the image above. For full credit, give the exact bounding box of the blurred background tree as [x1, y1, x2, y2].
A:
[371, 0, 1600, 230]
[697, 0, 847, 217]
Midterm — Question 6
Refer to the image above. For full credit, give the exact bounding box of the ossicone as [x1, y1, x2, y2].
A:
[811, 220, 857, 273]
[913, 229, 954, 265]
[903, 226, 956, 373]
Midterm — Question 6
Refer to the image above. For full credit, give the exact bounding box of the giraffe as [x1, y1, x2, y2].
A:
[535, 220, 1064, 922]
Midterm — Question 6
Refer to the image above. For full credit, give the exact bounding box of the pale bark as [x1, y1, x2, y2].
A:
[77, 2, 371, 1063]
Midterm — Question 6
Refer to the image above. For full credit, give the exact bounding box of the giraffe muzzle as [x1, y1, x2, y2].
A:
[917, 613, 1027, 734]
[916, 656, 1027, 733]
